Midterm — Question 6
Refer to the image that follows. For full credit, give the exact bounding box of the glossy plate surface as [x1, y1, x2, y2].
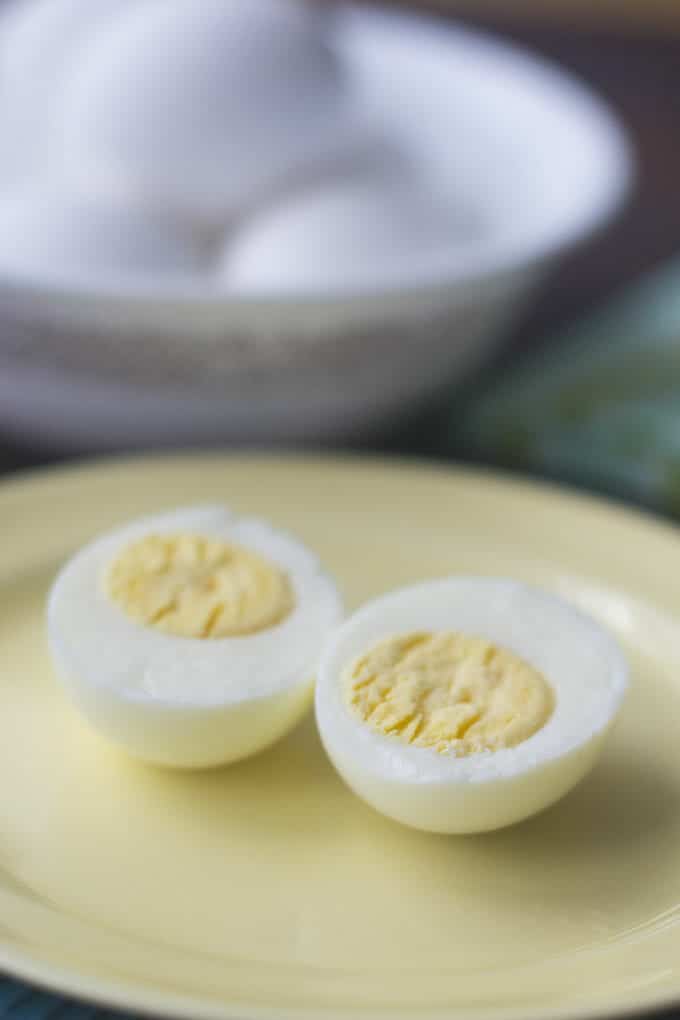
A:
[1, 454, 679, 1020]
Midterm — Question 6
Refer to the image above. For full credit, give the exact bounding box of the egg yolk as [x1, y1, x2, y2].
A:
[106, 533, 295, 638]
[345, 632, 554, 755]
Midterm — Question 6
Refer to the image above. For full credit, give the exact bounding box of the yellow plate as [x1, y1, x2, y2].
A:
[2, 454, 680, 1020]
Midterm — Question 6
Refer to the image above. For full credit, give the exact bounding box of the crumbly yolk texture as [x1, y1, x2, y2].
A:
[106, 533, 295, 639]
[345, 631, 554, 756]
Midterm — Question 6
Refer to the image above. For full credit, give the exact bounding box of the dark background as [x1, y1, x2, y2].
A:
[457, 7, 680, 355]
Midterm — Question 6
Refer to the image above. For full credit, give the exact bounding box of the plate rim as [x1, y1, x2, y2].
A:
[1, 449, 680, 1020]
[2, 940, 680, 1020]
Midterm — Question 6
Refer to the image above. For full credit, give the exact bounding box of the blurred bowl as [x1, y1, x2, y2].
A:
[0, 4, 632, 452]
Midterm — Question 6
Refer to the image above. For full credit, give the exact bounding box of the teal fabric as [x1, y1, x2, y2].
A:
[455, 256, 680, 514]
[0, 979, 120, 1018]
[3, 259, 680, 1019]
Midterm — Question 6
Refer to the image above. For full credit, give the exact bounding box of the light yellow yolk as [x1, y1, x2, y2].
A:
[106, 533, 295, 639]
[345, 632, 554, 756]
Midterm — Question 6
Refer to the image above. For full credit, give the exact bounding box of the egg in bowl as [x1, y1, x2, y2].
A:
[47, 505, 343, 768]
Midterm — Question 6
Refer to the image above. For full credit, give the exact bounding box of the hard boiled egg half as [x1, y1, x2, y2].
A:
[47, 506, 342, 768]
[316, 578, 628, 833]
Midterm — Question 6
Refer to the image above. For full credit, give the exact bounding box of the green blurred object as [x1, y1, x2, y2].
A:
[455, 256, 680, 516]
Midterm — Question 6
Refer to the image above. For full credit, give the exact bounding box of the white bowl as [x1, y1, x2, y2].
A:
[0, 5, 631, 451]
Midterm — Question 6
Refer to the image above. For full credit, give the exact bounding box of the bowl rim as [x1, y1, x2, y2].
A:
[0, 3, 633, 312]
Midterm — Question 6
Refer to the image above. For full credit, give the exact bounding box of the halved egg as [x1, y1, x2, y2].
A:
[47, 506, 342, 768]
[315, 578, 628, 833]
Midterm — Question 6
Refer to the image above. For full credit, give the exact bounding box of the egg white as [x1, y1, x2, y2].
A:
[315, 577, 628, 834]
[48, 506, 343, 768]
